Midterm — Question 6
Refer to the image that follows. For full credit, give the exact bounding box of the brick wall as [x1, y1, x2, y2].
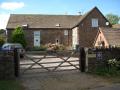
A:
[7, 28, 72, 48]
[78, 8, 111, 47]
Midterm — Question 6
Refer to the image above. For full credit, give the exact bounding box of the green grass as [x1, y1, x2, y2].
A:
[89, 66, 120, 83]
[0, 80, 25, 90]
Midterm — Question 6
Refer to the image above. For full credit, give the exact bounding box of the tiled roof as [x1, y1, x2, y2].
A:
[100, 27, 120, 46]
[7, 14, 82, 29]
[7, 7, 102, 29]
[112, 24, 120, 29]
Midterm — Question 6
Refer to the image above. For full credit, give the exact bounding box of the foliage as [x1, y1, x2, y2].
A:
[11, 26, 27, 48]
[93, 66, 120, 77]
[106, 13, 120, 25]
[91, 58, 120, 77]
[45, 43, 65, 51]
[29, 43, 65, 51]
[0, 29, 5, 34]
[108, 58, 117, 66]
[0, 36, 5, 47]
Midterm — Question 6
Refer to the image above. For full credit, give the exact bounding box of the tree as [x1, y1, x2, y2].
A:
[106, 13, 120, 25]
[0, 29, 5, 34]
[11, 26, 27, 48]
[0, 37, 5, 47]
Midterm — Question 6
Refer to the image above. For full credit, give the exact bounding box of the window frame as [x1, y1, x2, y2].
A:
[64, 30, 68, 36]
[91, 18, 98, 27]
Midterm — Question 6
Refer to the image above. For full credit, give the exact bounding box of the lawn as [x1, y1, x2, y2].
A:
[0, 80, 25, 90]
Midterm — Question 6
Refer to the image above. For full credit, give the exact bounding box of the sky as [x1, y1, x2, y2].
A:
[0, 0, 120, 29]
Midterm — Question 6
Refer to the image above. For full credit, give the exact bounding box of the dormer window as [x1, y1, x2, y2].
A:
[22, 24, 28, 28]
[55, 23, 60, 27]
[92, 18, 98, 27]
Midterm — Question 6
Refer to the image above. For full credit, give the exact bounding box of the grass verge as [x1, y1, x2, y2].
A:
[88, 67, 120, 83]
[0, 80, 25, 90]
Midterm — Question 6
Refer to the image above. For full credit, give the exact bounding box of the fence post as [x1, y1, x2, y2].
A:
[14, 48, 20, 77]
[79, 47, 86, 72]
[85, 48, 88, 72]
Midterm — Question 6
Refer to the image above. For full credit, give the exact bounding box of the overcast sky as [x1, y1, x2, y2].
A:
[0, 0, 120, 29]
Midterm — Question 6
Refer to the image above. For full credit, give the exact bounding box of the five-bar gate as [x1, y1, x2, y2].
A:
[14, 48, 86, 77]
[20, 50, 80, 75]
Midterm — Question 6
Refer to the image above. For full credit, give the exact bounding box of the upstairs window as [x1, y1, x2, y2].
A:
[64, 30, 68, 35]
[92, 18, 98, 27]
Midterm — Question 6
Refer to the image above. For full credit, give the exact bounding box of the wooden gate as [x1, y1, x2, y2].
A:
[19, 50, 80, 74]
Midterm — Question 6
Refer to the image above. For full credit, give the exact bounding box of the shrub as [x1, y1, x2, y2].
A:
[93, 66, 120, 77]
[11, 26, 27, 48]
[45, 43, 65, 51]
[91, 58, 120, 77]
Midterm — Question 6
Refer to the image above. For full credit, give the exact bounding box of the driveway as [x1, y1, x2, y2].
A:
[92, 84, 120, 90]
[19, 71, 114, 90]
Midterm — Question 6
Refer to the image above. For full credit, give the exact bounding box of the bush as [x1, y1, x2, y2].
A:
[90, 58, 120, 77]
[45, 43, 65, 51]
[11, 26, 27, 48]
[0, 37, 5, 47]
[93, 67, 120, 76]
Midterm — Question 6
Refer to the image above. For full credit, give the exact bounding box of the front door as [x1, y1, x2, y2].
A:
[34, 31, 40, 47]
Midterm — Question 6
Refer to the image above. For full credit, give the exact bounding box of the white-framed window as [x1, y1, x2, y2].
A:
[92, 18, 98, 27]
[64, 30, 68, 35]
[34, 31, 40, 37]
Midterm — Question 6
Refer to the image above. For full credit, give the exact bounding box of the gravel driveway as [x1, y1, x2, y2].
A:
[20, 71, 112, 90]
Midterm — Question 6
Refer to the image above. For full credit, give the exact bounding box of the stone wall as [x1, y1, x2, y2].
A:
[0, 55, 14, 79]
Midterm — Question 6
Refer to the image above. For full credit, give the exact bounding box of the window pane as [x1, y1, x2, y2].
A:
[64, 30, 68, 35]
[92, 18, 98, 27]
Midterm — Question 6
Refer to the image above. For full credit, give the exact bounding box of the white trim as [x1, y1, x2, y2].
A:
[34, 31, 40, 47]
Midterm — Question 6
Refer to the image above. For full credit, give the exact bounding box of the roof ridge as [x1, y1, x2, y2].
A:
[72, 6, 111, 28]
[10, 14, 82, 17]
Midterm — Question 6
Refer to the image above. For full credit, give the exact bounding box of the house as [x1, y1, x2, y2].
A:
[94, 27, 120, 48]
[6, 7, 111, 49]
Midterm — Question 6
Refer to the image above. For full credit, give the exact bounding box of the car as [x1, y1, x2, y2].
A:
[2, 43, 25, 58]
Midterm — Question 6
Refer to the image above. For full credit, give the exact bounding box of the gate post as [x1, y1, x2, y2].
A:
[14, 48, 20, 77]
[79, 47, 86, 72]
